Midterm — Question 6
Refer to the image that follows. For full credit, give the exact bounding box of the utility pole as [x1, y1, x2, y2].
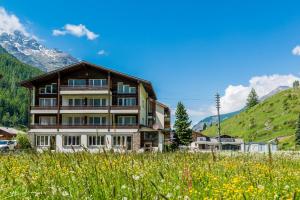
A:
[215, 93, 222, 151]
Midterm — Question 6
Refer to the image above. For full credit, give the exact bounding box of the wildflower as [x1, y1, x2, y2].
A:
[62, 191, 69, 197]
[284, 185, 290, 190]
[121, 185, 127, 189]
[175, 185, 180, 190]
[132, 175, 140, 181]
[122, 197, 128, 200]
[166, 193, 172, 198]
[184, 195, 190, 200]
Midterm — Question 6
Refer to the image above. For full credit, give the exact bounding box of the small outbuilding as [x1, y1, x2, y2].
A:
[242, 142, 277, 153]
[0, 127, 18, 140]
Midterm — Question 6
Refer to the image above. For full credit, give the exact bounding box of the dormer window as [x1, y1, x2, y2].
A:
[117, 82, 136, 94]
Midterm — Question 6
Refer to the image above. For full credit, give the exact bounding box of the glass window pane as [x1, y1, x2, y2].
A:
[69, 99, 73, 106]
[124, 85, 129, 93]
[94, 99, 101, 106]
[102, 117, 106, 125]
[94, 117, 100, 125]
[102, 99, 106, 106]
[127, 136, 132, 150]
[102, 79, 107, 86]
[77, 136, 80, 145]
[37, 136, 40, 146]
[101, 136, 105, 145]
[46, 85, 52, 93]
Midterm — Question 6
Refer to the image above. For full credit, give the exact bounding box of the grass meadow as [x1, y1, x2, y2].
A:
[0, 151, 300, 199]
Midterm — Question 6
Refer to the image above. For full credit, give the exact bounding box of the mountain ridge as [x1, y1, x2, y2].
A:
[0, 31, 78, 72]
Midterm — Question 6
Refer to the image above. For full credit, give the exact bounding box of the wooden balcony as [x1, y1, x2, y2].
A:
[30, 124, 139, 129]
[60, 106, 109, 110]
[60, 85, 109, 95]
[60, 85, 108, 91]
[30, 106, 58, 114]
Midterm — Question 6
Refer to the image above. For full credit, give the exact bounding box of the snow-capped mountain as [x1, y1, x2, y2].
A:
[0, 31, 78, 71]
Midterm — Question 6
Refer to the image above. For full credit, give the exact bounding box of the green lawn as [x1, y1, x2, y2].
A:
[0, 152, 299, 199]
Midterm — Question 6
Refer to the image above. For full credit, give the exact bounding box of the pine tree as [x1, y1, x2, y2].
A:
[295, 114, 300, 146]
[174, 102, 192, 145]
[202, 123, 207, 131]
[246, 88, 259, 109]
[293, 80, 300, 89]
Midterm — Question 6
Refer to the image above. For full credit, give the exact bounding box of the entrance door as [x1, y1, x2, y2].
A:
[50, 136, 56, 150]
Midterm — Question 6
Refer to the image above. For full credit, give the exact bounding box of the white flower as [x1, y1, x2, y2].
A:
[122, 197, 128, 200]
[132, 175, 140, 181]
[61, 191, 69, 197]
[166, 193, 172, 198]
[121, 185, 127, 189]
[175, 185, 180, 190]
[160, 179, 165, 183]
[184, 196, 190, 200]
[284, 185, 290, 190]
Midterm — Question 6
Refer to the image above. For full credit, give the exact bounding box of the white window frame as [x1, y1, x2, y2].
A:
[36, 135, 50, 147]
[87, 98, 107, 107]
[39, 116, 56, 125]
[89, 79, 108, 87]
[88, 116, 107, 125]
[63, 116, 85, 125]
[118, 97, 136, 106]
[117, 116, 136, 125]
[88, 135, 105, 146]
[117, 82, 136, 94]
[39, 83, 57, 94]
[63, 135, 81, 146]
[68, 79, 86, 87]
[112, 135, 132, 150]
[39, 98, 57, 107]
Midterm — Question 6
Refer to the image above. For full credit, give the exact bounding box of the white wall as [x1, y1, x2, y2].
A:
[139, 84, 148, 126]
[155, 104, 165, 129]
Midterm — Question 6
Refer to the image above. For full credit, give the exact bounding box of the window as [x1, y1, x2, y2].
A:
[39, 116, 56, 125]
[117, 82, 136, 94]
[88, 135, 105, 146]
[65, 117, 84, 125]
[118, 98, 136, 106]
[39, 98, 57, 107]
[39, 83, 57, 94]
[87, 98, 107, 106]
[88, 116, 106, 125]
[89, 79, 108, 87]
[63, 136, 81, 146]
[68, 79, 86, 86]
[117, 116, 136, 125]
[36, 135, 50, 146]
[112, 135, 132, 150]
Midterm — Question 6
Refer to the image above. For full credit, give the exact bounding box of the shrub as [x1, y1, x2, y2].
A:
[16, 133, 32, 149]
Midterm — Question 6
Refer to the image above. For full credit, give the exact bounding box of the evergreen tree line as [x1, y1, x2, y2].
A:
[0, 46, 42, 128]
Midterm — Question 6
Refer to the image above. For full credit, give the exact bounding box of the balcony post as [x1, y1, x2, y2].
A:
[57, 72, 61, 129]
[108, 72, 111, 131]
[137, 81, 140, 128]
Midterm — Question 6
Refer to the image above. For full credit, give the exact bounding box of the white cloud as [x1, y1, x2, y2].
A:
[292, 45, 300, 56]
[186, 74, 300, 125]
[52, 24, 98, 40]
[97, 49, 107, 56]
[0, 7, 29, 36]
[218, 74, 299, 114]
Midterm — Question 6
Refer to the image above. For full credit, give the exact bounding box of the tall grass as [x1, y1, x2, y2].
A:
[0, 152, 299, 199]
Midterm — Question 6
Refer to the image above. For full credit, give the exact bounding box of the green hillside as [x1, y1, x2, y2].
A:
[0, 46, 42, 129]
[203, 88, 300, 150]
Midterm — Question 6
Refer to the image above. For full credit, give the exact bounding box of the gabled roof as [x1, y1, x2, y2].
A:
[0, 127, 18, 135]
[20, 61, 157, 99]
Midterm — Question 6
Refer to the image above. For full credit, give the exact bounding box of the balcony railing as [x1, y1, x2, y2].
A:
[30, 123, 139, 129]
[60, 105, 109, 110]
[110, 105, 139, 110]
[31, 106, 57, 110]
[60, 85, 108, 91]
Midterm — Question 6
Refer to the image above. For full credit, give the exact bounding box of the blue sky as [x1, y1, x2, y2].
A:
[2, 0, 300, 124]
